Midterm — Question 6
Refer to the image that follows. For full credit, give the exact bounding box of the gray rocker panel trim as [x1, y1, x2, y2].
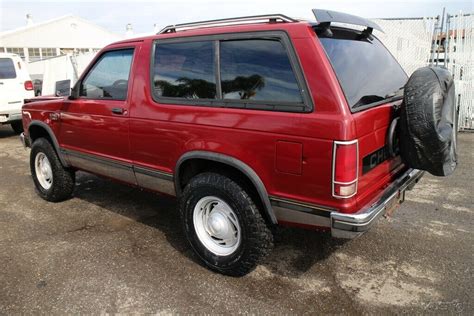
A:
[134, 165, 176, 196]
[28, 120, 69, 167]
[175, 151, 277, 224]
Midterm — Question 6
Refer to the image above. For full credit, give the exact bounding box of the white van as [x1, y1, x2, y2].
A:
[0, 53, 35, 133]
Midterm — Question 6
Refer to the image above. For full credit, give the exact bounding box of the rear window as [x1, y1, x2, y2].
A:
[318, 28, 407, 111]
[0, 58, 16, 79]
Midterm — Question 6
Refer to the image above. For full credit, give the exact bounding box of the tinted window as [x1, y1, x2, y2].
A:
[80, 49, 134, 100]
[318, 29, 407, 110]
[153, 41, 216, 99]
[220, 39, 302, 103]
[0, 58, 16, 79]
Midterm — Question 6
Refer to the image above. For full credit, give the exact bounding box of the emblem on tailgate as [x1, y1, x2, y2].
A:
[363, 146, 389, 174]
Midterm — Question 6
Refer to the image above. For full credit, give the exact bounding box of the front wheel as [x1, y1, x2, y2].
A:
[30, 138, 75, 202]
[179, 172, 273, 276]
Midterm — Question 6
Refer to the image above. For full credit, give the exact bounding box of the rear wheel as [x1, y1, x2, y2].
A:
[30, 138, 75, 202]
[179, 172, 273, 276]
[11, 120, 23, 134]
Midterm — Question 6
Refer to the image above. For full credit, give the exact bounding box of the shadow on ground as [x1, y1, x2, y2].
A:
[73, 172, 344, 277]
[0, 126, 15, 138]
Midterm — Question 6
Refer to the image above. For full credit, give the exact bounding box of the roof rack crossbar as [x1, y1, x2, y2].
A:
[158, 14, 297, 34]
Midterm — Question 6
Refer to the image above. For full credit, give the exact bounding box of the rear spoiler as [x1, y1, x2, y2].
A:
[312, 9, 383, 33]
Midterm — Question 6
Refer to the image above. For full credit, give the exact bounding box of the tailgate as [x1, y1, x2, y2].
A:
[353, 101, 406, 209]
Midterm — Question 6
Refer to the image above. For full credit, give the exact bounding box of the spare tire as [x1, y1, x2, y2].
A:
[399, 66, 458, 176]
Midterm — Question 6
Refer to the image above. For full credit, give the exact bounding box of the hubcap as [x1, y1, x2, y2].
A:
[193, 196, 241, 256]
[35, 152, 53, 190]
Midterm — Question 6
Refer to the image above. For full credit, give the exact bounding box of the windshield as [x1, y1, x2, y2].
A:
[318, 28, 407, 111]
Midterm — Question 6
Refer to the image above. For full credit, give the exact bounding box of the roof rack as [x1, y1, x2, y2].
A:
[158, 14, 297, 34]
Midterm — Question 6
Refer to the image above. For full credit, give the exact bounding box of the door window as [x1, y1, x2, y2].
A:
[80, 49, 134, 100]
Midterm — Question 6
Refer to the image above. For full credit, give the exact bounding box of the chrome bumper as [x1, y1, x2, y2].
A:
[330, 169, 424, 239]
[20, 132, 30, 149]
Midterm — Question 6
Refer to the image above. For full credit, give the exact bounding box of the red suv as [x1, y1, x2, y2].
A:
[22, 10, 451, 276]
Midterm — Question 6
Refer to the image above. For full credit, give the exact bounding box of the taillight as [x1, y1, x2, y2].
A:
[332, 140, 359, 198]
[24, 80, 34, 90]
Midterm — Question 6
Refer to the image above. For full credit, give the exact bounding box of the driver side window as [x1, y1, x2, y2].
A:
[80, 48, 134, 100]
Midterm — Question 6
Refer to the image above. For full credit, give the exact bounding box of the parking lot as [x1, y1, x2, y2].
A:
[0, 125, 472, 314]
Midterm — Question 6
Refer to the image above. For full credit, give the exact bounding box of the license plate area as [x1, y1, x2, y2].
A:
[385, 189, 405, 217]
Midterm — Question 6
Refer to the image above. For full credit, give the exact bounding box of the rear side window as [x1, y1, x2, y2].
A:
[0, 58, 16, 79]
[318, 28, 407, 111]
[151, 32, 312, 112]
[220, 39, 302, 103]
[80, 49, 134, 100]
[153, 41, 216, 99]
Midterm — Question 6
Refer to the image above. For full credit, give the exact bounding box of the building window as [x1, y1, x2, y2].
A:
[0, 48, 4, 53]
[28, 48, 41, 61]
[60, 48, 74, 55]
[6, 47, 25, 59]
[77, 48, 90, 54]
[41, 48, 57, 58]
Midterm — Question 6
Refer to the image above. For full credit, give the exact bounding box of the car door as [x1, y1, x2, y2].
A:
[59, 46, 137, 184]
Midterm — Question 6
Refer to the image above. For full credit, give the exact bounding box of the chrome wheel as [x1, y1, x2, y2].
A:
[193, 196, 241, 256]
[35, 152, 53, 190]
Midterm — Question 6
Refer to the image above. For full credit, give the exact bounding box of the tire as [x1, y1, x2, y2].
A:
[179, 172, 273, 276]
[30, 138, 75, 202]
[399, 66, 458, 176]
[11, 120, 23, 134]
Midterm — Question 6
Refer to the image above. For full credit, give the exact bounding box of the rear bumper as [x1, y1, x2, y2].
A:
[0, 112, 22, 123]
[330, 168, 424, 238]
[0, 101, 23, 123]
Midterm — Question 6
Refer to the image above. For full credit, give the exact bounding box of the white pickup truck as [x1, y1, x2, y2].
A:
[0, 53, 35, 133]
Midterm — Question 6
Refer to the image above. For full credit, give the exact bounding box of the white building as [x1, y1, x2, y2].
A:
[0, 14, 123, 63]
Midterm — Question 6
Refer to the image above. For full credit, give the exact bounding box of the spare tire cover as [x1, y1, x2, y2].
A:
[399, 66, 458, 176]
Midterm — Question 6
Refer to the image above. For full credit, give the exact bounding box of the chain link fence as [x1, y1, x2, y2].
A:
[373, 13, 473, 130]
[447, 14, 474, 130]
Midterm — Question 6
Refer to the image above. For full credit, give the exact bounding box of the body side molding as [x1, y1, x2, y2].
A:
[175, 151, 277, 224]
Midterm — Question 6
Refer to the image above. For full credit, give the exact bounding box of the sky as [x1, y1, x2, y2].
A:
[1, 0, 472, 35]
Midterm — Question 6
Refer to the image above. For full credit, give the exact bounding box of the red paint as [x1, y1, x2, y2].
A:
[22, 21, 406, 225]
[275, 141, 303, 175]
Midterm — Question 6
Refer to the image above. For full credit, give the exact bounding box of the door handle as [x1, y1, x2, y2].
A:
[111, 107, 124, 115]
